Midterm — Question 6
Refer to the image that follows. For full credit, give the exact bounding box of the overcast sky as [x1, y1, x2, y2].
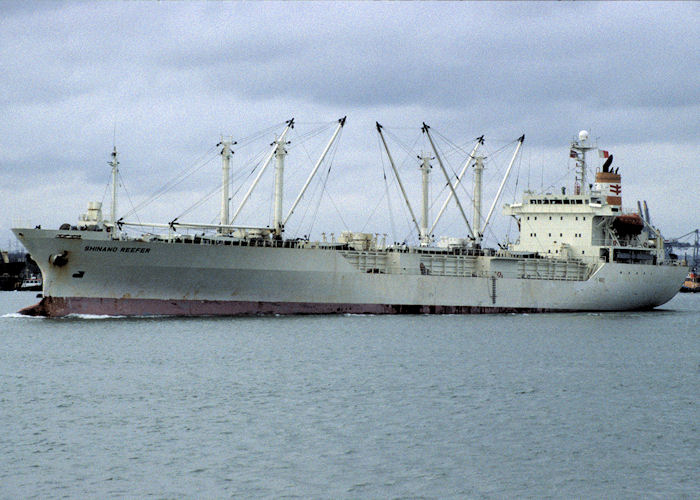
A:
[1, 1, 698, 250]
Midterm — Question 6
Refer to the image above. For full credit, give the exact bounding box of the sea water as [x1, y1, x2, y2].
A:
[1, 292, 698, 498]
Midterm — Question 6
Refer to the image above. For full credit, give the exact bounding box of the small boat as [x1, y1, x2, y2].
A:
[680, 270, 700, 293]
[19, 275, 43, 291]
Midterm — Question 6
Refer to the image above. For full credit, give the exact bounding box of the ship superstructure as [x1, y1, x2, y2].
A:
[505, 131, 660, 267]
[12, 123, 687, 316]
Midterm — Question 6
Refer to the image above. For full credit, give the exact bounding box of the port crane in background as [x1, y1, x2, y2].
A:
[665, 229, 699, 268]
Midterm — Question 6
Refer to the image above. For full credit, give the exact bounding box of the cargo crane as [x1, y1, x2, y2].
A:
[665, 229, 699, 268]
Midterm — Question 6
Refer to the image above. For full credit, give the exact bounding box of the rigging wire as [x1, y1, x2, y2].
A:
[120, 145, 219, 219]
[225, 121, 338, 227]
[322, 183, 350, 234]
[306, 139, 340, 238]
[377, 126, 427, 243]
[390, 154, 416, 242]
[117, 171, 142, 226]
[380, 125, 465, 244]
[288, 121, 335, 152]
[176, 183, 223, 220]
[382, 128, 423, 168]
[226, 151, 267, 209]
[484, 147, 524, 247]
[293, 127, 344, 238]
[540, 160, 578, 194]
[430, 129, 476, 225]
[234, 121, 288, 149]
[503, 150, 524, 247]
[379, 125, 524, 244]
[360, 187, 389, 234]
[430, 128, 478, 160]
[99, 173, 111, 209]
[173, 142, 271, 223]
[376, 134, 398, 242]
[285, 121, 338, 232]
[291, 164, 323, 237]
[120, 121, 289, 221]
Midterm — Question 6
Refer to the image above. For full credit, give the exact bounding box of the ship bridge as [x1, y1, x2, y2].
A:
[504, 191, 662, 264]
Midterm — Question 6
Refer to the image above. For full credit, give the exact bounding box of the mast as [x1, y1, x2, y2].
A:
[273, 135, 287, 236]
[473, 155, 484, 237]
[418, 152, 433, 246]
[219, 137, 235, 234]
[109, 146, 119, 228]
[570, 130, 595, 194]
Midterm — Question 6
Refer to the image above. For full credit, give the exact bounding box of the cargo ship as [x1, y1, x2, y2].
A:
[12, 121, 687, 316]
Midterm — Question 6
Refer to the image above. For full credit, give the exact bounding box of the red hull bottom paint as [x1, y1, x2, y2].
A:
[19, 296, 570, 317]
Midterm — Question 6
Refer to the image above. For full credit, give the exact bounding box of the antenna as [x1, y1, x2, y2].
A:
[108, 146, 119, 230]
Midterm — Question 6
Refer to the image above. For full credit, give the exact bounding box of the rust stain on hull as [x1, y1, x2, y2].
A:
[18, 296, 577, 317]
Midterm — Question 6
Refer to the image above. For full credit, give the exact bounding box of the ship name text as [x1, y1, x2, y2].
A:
[84, 245, 151, 254]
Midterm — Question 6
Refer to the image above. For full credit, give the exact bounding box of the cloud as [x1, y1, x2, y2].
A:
[1, 1, 698, 245]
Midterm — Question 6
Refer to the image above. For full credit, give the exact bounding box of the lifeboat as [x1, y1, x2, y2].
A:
[612, 213, 644, 237]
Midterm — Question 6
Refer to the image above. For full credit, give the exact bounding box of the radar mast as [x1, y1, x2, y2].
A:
[570, 130, 595, 194]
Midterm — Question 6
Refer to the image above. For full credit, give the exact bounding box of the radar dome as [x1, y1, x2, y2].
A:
[578, 130, 589, 142]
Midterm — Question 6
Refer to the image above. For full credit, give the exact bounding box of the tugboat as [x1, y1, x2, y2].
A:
[680, 270, 700, 293]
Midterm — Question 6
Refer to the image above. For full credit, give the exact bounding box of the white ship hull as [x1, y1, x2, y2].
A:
[11, 126, 689, 317]
[13, 228, 687, 317]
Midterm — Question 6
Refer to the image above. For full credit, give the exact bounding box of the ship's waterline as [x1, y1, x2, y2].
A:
[20, 296, 571, 317]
